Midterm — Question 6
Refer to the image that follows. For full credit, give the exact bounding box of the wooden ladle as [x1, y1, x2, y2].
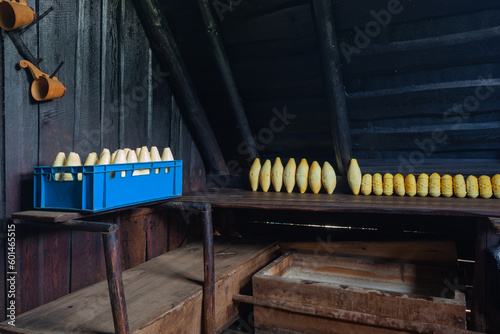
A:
[19, 60, 66, 101]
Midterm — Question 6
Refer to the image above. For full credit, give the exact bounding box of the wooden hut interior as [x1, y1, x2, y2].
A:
[0, 0, 500, 333]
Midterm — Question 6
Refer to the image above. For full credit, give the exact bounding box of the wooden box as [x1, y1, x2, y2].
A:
[253, 250, 466, 333]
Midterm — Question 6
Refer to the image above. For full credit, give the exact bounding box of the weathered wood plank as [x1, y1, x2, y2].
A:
[0, 241, 279, 333]
[70, 231, 107, 292]
[179, 188, 500, 218]
[38, 0, 77, 165]
[121, 0, 151, 149]
[101, 0, 121, 151]
[117, 212, 146, 270]
[145, 211, 168, 260]
[73, 1, 102, 155]
[150, 56, 172, 149]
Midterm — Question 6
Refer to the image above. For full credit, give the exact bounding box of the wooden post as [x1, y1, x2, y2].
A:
[202, 205, 215, 334]
[311, 0, 352, 174]
[197, 0, 259, 161]
[132, 0, 228, 175]
[102, 226, 130, 334]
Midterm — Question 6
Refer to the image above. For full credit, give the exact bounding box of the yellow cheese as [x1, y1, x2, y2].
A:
[478, 175, 492, 199]
[259, 159, 271, 192]
[309, 161, 322, 194]
[383, 173, 393, 196]
[271, 158, 284, 192]
[284, 158, 296, 193]
[404, 174, 416, 197]
[347, 159, 362, 195]
[453, 174, 466, 198]
[249, 158, 261, 192]
[429, 173, 441, 197]
[417, 173, 429, 197]
[492, 174, 500, 199]
[52, 152, 66, 181]
[296, 159, 309, 194]
[394, 173, 405, 197]
[466, 175, 479, 198]
[441, 174, 453, 198]
[361, 174, 372, 196]
[321, 162, 336, 194]
[372, 173, 383, 196]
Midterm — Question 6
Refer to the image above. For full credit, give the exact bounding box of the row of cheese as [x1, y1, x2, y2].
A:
[249, 158, 337, 194]
[52, 146, 175, 180]
[347, 159, 500, 198]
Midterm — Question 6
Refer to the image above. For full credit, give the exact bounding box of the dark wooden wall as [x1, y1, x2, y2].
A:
[161, 0, 500, 171]
[0, 0, 206, 319]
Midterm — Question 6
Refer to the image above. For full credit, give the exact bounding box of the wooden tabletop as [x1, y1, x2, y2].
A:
[179, 188, 500, 218]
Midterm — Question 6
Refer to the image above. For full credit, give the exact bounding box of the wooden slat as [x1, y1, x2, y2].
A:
[117, 212, 147, 270]
[70, 231, 107, 292]
[121, 0, 151, 149]
[73, 1, 102, 155]
[150, 56, 172, 149]
[145, 211, 168, 260]
[101, 0, 121, 151]
[0, 241, 279, 333]
[279, 240, 457, 267]
[179, 188, 500, 218]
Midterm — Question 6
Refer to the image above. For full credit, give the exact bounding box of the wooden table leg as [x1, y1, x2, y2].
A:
[102, 225, 130, 334]
[202, 205, 215, 334]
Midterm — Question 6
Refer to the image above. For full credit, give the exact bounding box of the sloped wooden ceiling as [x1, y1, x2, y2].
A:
[159, 0, 500, 174]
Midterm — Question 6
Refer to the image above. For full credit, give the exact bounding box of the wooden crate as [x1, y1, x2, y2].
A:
[253, 248, 466, 334]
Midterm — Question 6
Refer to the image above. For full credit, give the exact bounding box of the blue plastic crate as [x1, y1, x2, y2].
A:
[34, 160, 182, 212]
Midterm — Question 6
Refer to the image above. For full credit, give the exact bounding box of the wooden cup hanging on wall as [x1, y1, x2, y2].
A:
[0, 0, 35, 31]
[19, 60, 66, 101]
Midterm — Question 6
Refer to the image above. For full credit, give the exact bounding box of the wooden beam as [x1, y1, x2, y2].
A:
[132, 0, 228, 175]
[311, 0, 352, 174]
[197, 0, 259, 161]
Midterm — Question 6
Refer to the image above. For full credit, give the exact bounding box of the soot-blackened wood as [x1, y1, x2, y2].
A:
[4, 30, 39, 66]
[311, 0, 351, 175]
[120, 0, 151, 149]
[197, 0, 259, 162]
[132, 0, 228, 175]
[101, 0, 121, 151]
[102, 228, 130, 334]
[74, 1, 102, 155]
[151, 55, 172, 148]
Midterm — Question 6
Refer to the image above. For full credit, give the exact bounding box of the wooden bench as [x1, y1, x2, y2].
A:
[0, 239, 279, 333]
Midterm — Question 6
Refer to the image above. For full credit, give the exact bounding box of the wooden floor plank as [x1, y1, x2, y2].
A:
[0, 239, 279, 333]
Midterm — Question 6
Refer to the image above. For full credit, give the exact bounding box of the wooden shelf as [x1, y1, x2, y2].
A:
[179, 188, 500, 218]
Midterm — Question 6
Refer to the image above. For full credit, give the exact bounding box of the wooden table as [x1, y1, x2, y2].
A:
[11, 201, 216, 334]
[179, 188, 500, 333]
